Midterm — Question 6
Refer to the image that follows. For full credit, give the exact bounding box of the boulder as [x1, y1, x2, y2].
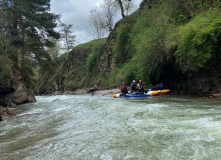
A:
[6, 83, 36, 105]
[93, 88, 120, 96]
[0, 66, 36, 106]
[0, 106, 16, 116]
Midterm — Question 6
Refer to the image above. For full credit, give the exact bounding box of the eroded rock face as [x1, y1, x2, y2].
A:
[0, 67, 36, 107]
[6, 83, 36, 105]
[150, 58, 221, 97]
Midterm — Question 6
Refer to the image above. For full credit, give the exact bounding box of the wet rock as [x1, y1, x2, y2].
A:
[93, 88, 120, 96]
[0, 67, 36, 106]
[0, 106, 16, 116]
[6, 83, 36, 105]
[52, 91, 64, 95]
[88, 87, 98, 93]
[213, 93, 221, 98]
[72, 89, 88, 94]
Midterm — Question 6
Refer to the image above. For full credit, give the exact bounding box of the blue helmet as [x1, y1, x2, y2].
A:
[160, 83, 163, 85]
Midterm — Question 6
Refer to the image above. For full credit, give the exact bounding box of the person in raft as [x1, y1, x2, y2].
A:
[130, 80, 137, 94]
[152, 83, 163, 90]
[120, 81, 128, 96]
[137, 80, 144, 94]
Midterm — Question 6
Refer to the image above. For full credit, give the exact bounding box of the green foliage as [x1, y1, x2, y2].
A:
[0, 0, 60, 94]
[86, 38, 106, 72]
[113, 22, 132, 63]
[75, 38, 107, 49]
[65, 80, 79, 90]
[59, 23, 75, 52]
[175, 9, 221, 72]
[36, 58, 57, 94]
[0, 56, 13, 92]
[171, 9, 188, 25]
[24, 0, 221, 93]
[113, 55, 151, 86]
[130, 3, 176, 77]
[31, 67, 39, 93]
[58, 52, 69, 62]
[20, 57, 36, 88]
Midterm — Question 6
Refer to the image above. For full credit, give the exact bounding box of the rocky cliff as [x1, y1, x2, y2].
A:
[0, 59, 36, 107]
[36, 0, 221, 97]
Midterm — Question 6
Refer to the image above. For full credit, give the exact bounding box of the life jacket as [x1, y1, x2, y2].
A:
[137, 83, 143, 90]
[121, 85, 128, 92]
[154, 84, 161, 89]
[131, 83, 136, 90]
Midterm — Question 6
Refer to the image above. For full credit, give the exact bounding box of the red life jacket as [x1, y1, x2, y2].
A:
[154, 84, 161, 89]
[121, 85, 128, 92]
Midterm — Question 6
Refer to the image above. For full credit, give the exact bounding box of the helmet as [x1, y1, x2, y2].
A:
[160, 83, 163, 85]
[133, 80, 135, 83]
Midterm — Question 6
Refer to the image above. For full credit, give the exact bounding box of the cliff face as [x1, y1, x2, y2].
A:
[149, 57, 221, 96]
[88, 1, 221, 96]
[36, 0, 221, 97]
[0, 63, 36, 107]
[36, 39, 104, 94]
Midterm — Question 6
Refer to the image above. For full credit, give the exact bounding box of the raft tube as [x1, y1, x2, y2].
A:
[113, 90, 161, 98]
[160, 89, 171, 94]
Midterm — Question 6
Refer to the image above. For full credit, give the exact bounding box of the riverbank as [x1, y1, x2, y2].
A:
[46, 88, 120, 96]
[45, 87, 221, 99]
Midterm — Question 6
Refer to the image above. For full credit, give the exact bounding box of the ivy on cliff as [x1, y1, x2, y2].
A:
[113, 22, 132, 63]
[86, 38, 107, 72]
[175, 8, 221, 72]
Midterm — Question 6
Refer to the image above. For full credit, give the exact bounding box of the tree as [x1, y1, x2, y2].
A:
[59, 22, 76, 52]
[101, 0, 118, 32]
[47, 38, 62, 62]
[89, 9, 106, 39]
[123, 0, 135, 16]
[116, 0, 126, 18]
[112, 0, 135, 18]
[88, 0, 135, 39]
[0, 0, 60, 87]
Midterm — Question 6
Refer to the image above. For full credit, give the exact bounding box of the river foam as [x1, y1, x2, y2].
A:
[0, 95, 221, 159]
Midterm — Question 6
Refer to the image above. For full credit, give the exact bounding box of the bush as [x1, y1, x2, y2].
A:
[65, 80, 79, 90]
[113, 23, 132, 63]
[86, 39, 106, 72]
[131, 4, 176, 76]
[175, 9, 221, 72]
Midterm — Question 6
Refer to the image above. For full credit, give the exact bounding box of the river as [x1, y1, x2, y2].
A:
[0, 94, 221, 160]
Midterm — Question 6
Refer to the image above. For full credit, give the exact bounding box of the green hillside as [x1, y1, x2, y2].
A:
[35, 0, 221, 96]
[1, 0, 221, 104]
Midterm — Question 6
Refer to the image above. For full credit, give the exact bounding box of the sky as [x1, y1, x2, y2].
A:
[50, 0, 143, 45]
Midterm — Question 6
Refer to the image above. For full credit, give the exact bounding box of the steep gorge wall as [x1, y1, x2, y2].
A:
[46, 0, 221, 97]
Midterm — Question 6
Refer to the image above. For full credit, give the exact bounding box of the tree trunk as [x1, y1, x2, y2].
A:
[118, 0, 125, 18]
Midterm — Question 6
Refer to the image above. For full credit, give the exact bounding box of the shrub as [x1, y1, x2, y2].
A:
[113, 23, 132, 63]
[175, 9, 221, 72]
[86, 39, 106, 72]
